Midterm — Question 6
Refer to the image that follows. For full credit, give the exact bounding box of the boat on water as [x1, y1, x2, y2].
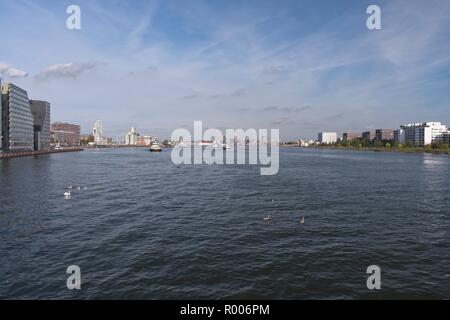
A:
[149, 144, 162, 152]
[197, 140, 213, 146]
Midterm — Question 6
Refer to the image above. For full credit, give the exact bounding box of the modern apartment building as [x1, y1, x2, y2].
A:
[437, 130, 450, 146]
[318, 132, 337, 144]
[125, 127, 139, 145]
[30, 100, 51, 151]
[375, 129, 394, 142]
[362, 131, 376, 142]
[1, 82, 34, 152]
[400, 122, 447, 146]
[343, 132, 361, 141]
[394, 129, 405, 145]
[51, 122, 80, 146]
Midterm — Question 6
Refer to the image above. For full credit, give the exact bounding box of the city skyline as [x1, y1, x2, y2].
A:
[1, 0, 450, 140]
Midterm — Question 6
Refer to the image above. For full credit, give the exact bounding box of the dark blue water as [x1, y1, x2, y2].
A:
[1, 148, 449, 299]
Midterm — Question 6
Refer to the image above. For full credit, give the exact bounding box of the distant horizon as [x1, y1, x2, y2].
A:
[1, 0, 450, 140]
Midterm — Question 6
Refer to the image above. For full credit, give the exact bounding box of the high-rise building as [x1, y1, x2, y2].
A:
[318, 132, 337, 144]
[51, 122, 80, 146]
[375, 129, 394, 142]
[400, 122, 447, 146]
[30, 100, 51, 151]
[1, 82, 34, 152]
[93, 120, 103, 144]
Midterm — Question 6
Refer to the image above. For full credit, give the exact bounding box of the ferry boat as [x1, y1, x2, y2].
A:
[149, 144, 162, 152]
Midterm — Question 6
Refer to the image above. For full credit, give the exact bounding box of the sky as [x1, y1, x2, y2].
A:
[1, 0, 450, 140]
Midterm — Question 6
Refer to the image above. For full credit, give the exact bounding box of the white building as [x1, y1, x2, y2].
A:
[318, 132, 337, 144]
[93, 120, 103, 143]
[125, 127, 139, 145]
[399, 122, 447, 146]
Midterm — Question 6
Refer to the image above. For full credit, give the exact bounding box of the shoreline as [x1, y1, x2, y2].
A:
[304, 145, 450, 155]
[0, 148, 84, 160]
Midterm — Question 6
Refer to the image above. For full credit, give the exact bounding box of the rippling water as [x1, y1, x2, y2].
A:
[1, 147, 449, 299]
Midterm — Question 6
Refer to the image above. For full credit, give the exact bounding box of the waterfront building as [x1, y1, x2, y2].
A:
[400, 122, 447, 146]
[144, 136, 156, 146]
[92, 120, 109, 145]
[125, 127, 139, 145]
[1, 82, 34, 152]
[362, 131, 376, 142]
[375, 129, 394, 142]
[394, 129, 405, 145]
[437, 130, 450, 146]
[51, 122, 80, 146]
[343, 132, 362, 141]
[30, 100, 51, 151]
[318, 132, 337, 144]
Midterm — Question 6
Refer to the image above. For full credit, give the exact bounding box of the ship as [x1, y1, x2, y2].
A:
[149, 144, 162, 152]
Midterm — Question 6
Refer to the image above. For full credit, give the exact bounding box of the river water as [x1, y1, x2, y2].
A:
[0, 147, 449, 299]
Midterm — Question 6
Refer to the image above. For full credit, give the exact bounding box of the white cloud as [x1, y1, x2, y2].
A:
[0, 63, 28, 78]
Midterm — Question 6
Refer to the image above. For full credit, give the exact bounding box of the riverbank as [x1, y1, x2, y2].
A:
[309, 145, 450, 155]
[0, 147, 84, 160]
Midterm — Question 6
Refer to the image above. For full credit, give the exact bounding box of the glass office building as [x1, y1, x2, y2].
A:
[1, 82, 34, 152]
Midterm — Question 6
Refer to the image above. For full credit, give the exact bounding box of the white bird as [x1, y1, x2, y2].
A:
[64, 191, 71, 199]
[299, 216, 305, 224]
[83, 187, 88, 190]
[68, 185, 73, 190]
[76, 186, 81, 190]
[263, 215, 272, 221]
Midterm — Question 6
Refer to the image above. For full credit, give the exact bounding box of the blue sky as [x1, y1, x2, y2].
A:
[1, 0, 450, 140]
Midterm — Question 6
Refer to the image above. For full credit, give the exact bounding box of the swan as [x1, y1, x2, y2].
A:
[64, 191, 71, 199]
[264, 215, 272, 221]
[299, 217, 305, 224]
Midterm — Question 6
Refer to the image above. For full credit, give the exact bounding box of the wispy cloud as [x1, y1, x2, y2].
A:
[36, 62, 102, 80]
[1, 0, 449, 140]
[263, 106, 312, 113]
